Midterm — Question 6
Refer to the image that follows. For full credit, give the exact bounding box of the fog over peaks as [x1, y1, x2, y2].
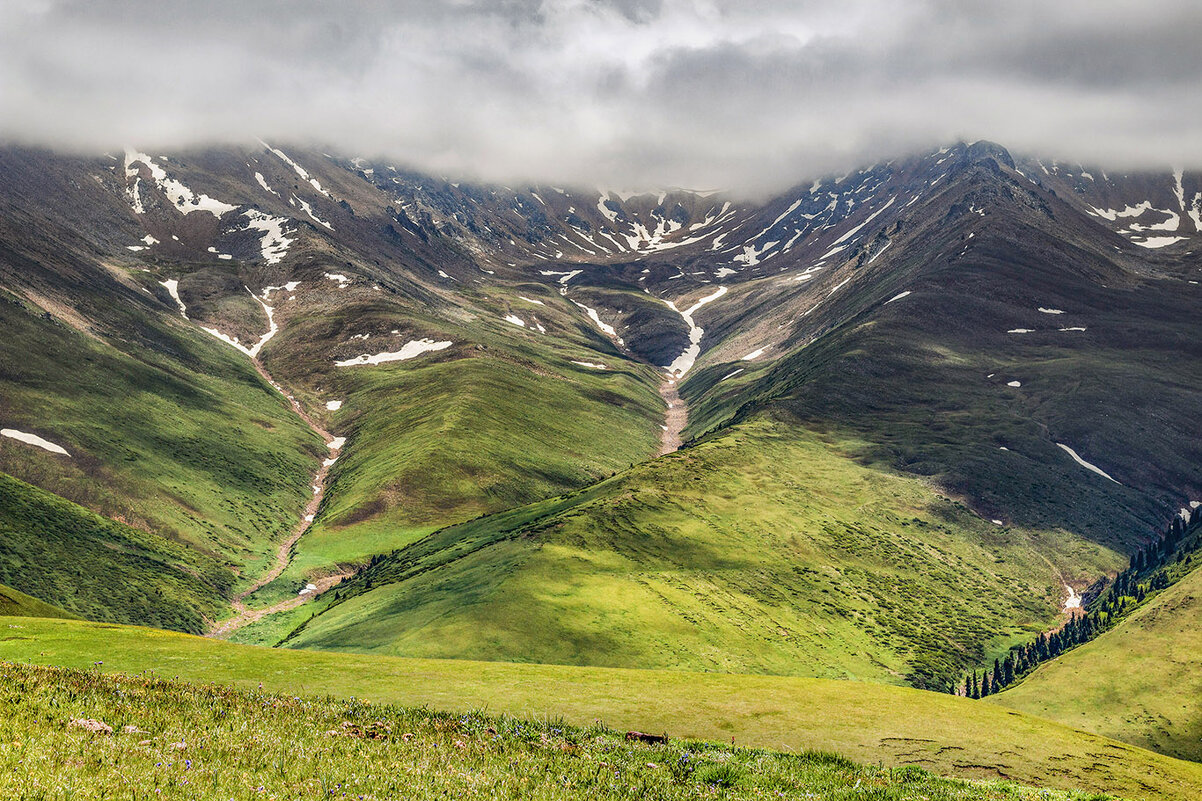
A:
[3, 1, 1200, 192]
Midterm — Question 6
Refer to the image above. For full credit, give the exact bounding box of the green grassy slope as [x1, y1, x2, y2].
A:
[0, 292, 320, 589]
[993, 561, 1202, 762]
[3, 617, 1200, 799]
[0, 662, 1106, 801]
[0, 582, 75, 620]
[0, 473, 227, 632]
[230, 284, 664, 608]
[284, 413, 1121, 690]
[278, 352, 662, 580]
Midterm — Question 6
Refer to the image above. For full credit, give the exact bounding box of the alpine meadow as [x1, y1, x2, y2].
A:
[2, 2, 1202, 800]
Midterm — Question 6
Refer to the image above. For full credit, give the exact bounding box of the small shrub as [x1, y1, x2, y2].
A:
[696, 762, 744, 788]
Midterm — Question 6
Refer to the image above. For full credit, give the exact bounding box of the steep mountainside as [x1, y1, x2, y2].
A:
[1, 140, 1200, 695]
[274, 144, 1202, 689]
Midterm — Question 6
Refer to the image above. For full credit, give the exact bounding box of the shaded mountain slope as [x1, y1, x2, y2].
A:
[0, 582, 75, 621]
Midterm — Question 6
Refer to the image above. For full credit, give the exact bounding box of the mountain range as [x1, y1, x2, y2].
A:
[2, 137, 1201, 796]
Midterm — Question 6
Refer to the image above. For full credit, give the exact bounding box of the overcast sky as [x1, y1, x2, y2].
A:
[2, 0, 1200, 191]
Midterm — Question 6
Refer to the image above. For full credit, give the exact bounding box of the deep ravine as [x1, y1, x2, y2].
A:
[658, 377, 687, 456]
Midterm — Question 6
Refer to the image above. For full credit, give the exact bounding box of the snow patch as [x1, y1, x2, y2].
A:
[865, 241, 891, 264]
[1, 429, 69, 456]
[293, 195, 333, 230]
[334, 339, 452, 367]
[123, 150, 238, 217]
[199, 288, 278, 358]
[570, 361, 607, 369]
[884, 290, 910, 304]
[242, 210, 293, 265]
[324, 273, 350, 288]
[254, 172, 278, 196]
[325, 400, 343, 411]
[829, 196, 895, 247]
[1135, 236, 1187, 249]
[504, 314, 526, 327]
[1006, 380, 1022, 388]
[1057, 443, 1122, 485]
[260, 140, 330, 196]
[741, 347, 767, 361]
[719, 368, 744, 381]
[1037, 308, 1065, 314]
[571, 302, 621, 343]
[260, 281, 300, 299]
[160, 279, 188, 317]
[1063, 583, 1081, 610]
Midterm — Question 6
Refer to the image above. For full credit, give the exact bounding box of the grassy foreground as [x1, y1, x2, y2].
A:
[1, 617, 1200, 799]
[0, 661, 1103, 801]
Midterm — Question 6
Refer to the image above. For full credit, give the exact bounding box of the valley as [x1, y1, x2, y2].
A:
[2, 138, 1202, 798]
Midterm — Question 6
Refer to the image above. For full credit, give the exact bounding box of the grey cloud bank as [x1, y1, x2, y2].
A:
[2, 0, 1200, 192]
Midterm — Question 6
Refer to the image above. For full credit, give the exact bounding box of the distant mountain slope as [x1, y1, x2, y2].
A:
[0, 145, 668, 615]
[282, 413, 1118, 690]
[4, 138, 1202, 682]
[278, 144, 1202, 684]
[0, 288, 319, 589]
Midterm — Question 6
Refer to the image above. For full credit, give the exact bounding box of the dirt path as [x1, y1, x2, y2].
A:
[207, 357, 347, 638]
[209, 570, 351, 638]
[658, 377, 687, 456]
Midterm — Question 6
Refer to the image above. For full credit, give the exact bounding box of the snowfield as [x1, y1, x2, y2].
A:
[663, 286, 728, 378]
[334, 339, 452, 367]
[1057, 443, 1122, 485]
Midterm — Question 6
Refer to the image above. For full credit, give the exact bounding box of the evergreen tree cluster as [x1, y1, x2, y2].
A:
[960, 507, 1201, 699]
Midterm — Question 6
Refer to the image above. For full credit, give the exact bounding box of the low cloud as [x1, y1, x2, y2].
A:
[2, 0, 1200, 192]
